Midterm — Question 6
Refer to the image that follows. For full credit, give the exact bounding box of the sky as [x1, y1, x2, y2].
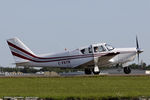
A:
[0, 0, 150, 67]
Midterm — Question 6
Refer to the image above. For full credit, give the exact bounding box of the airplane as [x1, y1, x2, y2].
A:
[7, 37, 143, 75]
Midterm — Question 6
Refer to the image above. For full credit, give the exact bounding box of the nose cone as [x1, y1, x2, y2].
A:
[137, 48, 144, 54]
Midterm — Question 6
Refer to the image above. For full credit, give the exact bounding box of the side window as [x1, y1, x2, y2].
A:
[98, 46, 106, 52]
[81, 47, 92, 54]
[81, 46, 93, 54]
[88, 47, 92, 53]
[81, 49, 85, 54]
[94, 46, 98, 53]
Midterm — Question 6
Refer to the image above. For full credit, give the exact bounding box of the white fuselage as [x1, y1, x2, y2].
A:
[15, 47, 137, 68]
[7, 37, 138, 69]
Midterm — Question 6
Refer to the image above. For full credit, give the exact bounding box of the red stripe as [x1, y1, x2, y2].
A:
[12, 52, 35, 62]
[12, 51, 119, 63]
[7, 41, 93, 59]
[7, 41, 120, 62]
[7, 41, 37, 58]
[12, 51, 94, 63]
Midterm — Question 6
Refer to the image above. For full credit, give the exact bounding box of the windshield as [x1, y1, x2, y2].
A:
[105, 44, 114, 51]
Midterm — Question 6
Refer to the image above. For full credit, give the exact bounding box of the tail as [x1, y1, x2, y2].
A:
[7, 37, 35, 64]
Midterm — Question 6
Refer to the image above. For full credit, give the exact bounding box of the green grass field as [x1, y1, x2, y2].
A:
[0, 76, 150, 99]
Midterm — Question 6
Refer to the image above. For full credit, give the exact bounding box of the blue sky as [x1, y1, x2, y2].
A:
[0, 0, 150, 67]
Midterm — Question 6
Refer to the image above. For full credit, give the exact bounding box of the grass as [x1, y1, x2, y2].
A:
[0, 76, 150, 99]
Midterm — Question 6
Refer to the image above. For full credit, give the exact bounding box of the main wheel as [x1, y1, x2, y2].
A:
[124, 67, 131, 74]
[84, 68, 92, 75]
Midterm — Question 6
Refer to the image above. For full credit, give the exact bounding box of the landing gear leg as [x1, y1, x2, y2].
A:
[124, 67, 131, 74]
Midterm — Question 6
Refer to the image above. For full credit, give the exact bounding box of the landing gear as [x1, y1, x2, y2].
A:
[84, 66, 100, 75]
[124, 67, 131, 74]
[84, 68, 92, 75]
[92, 66, 100, 75]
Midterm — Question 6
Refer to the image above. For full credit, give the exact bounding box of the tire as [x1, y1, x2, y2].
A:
[84, 68, 92, 75]
[124, 67, 131, 74]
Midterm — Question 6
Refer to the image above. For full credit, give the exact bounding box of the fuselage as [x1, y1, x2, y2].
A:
[14, 43, 137, 68]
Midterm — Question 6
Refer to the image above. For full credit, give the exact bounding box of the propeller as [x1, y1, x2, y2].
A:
[136, 35, 143, 64]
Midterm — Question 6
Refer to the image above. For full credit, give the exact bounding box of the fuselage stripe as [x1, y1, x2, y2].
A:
[8, 41, 125, 63]
[8, 41, 110, 61]
[7, 41, 94, 59]
[12, 51, 94, 62]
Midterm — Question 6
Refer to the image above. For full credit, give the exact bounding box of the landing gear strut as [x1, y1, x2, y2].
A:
[124, 67, 131, 74]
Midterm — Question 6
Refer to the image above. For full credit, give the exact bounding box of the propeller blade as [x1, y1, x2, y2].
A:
[136, 35, 139, 49]
[136, 35, 140, 65]
[136, 35, 143, 67]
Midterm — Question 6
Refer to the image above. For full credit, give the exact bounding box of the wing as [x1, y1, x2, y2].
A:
[76, 52, 120, 69]
[97, 52, 120, 67]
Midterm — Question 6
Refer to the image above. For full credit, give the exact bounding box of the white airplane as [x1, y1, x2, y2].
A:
[7, 37, 143, 74]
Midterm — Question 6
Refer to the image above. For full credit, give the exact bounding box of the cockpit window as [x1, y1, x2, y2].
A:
[105, 44, 114, 51]
[98, 45, 106, 52]
[94, 46, 106, 53]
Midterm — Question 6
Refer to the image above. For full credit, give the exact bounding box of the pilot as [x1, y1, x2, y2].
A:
[94, 47, 98, 53]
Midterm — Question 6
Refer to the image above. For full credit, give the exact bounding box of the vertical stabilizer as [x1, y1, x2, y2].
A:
[7, 37, 35, 63]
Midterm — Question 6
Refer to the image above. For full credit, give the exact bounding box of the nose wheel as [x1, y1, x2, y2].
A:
[124, 67, 131, 74]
